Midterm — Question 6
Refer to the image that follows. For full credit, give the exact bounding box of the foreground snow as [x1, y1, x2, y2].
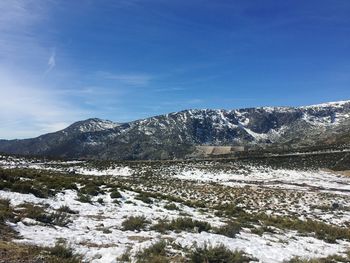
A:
[1, 188, 349, 263]
[1, 155, 350, 262]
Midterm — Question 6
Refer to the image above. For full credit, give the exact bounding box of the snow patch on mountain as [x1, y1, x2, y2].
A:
[303, 100, 350, 109]
[76, 118, 119, 133]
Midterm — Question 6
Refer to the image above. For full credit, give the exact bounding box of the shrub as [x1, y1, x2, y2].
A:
[135, 240, 168, 263]
[0, 199, 12, 223]
[152, 217, 211, 233]
[49, 242, 82, 262]
[171, 217, 211, 233]
[135, 193, 153, 204]
[0, 199, 16, 240]
[118, 250, 131, 262]
[11, 181, 48, 198]
[122, 216, 149, 231]
[18, 204, 71, 227]
[251, 225, 275, 236]
[213, 203, 244, 217]
[50, 212, 72, 227]
[164, 203, 179, 211]
[18, 204, 50, 223]
[214, 221, 242, 238]
[113, 199, 120, 205]
[57, 205, 78, 215]
[110, 190, 122, 199]
[80, 183, 102, 196]
[151, 218, 169, 233]
[189, 244, 253, 263]
[76, 193, 91, 203]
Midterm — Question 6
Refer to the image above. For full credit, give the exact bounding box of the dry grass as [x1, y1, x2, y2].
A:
[0, 241, 82, 263]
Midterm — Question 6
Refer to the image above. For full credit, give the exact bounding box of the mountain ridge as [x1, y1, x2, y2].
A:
[1, 100, 350, 160]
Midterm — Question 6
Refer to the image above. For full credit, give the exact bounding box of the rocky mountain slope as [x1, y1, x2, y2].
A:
[0, 100, 350, 160]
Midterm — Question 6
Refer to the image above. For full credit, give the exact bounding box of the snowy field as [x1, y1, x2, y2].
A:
[0, 154, 350, 262]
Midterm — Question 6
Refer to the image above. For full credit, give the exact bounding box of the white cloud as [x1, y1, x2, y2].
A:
[46, 49, 56, 73]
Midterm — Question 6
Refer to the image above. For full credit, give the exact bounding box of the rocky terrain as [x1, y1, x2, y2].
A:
[0, 100, 350, 160]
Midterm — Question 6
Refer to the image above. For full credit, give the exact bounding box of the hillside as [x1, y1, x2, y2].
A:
[0, 100, 350, 160]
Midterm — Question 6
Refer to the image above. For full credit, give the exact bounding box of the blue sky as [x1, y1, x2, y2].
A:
[1, 0, 350, 139]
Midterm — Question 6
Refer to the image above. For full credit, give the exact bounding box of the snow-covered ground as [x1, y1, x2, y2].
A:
[1, 188, 349, 263]
[1, 155, 350, 262]
[0, 155, 133, 177]
[171, 166, 350, 194]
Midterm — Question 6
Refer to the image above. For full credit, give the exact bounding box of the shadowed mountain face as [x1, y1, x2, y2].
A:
[1, 101, 350, 160]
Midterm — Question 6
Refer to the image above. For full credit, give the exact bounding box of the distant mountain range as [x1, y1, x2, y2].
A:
[1, 100, 350, 160]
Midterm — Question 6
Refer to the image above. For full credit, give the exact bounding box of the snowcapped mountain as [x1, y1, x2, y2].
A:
[0, 100, 350, 160]
[64, 118, 120, 133]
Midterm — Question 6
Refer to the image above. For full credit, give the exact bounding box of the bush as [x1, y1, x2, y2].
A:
[135, 240, 168, 263]
[251, 225, 275, 236]
[76, 193, 91, 203]
[18, 204, 50, 223]
[0, 199, 16, 240]
[189, 244, 253, 263]
[214, 221, 242, 238]
[18, 204, 71, 227]
[11, 181, 48, 198]
[164, 203, 179, 211]
[50, 212, 72, 227]
[57, 205, 78, 215]
[118, 250, 131, 262]
[213, 203, 244, 217]
[49, 242, 82, 262]
[122, 216, 149, 231]
[0, 199, 12, 223]
[110, 190, 122, 199]
[135, 193, 153, 204]
[80, 181, 104, 196]
[152, 217, 211, 233]
[151, 219, 170, 233]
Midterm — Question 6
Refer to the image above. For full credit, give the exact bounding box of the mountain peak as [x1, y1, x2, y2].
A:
[302, 100, 350, 109]
[66, 118, 119, 133]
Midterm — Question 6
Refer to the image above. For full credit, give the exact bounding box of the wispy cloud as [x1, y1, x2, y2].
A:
[0, 1, 89, 139]
[46, 48, 56, 73]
